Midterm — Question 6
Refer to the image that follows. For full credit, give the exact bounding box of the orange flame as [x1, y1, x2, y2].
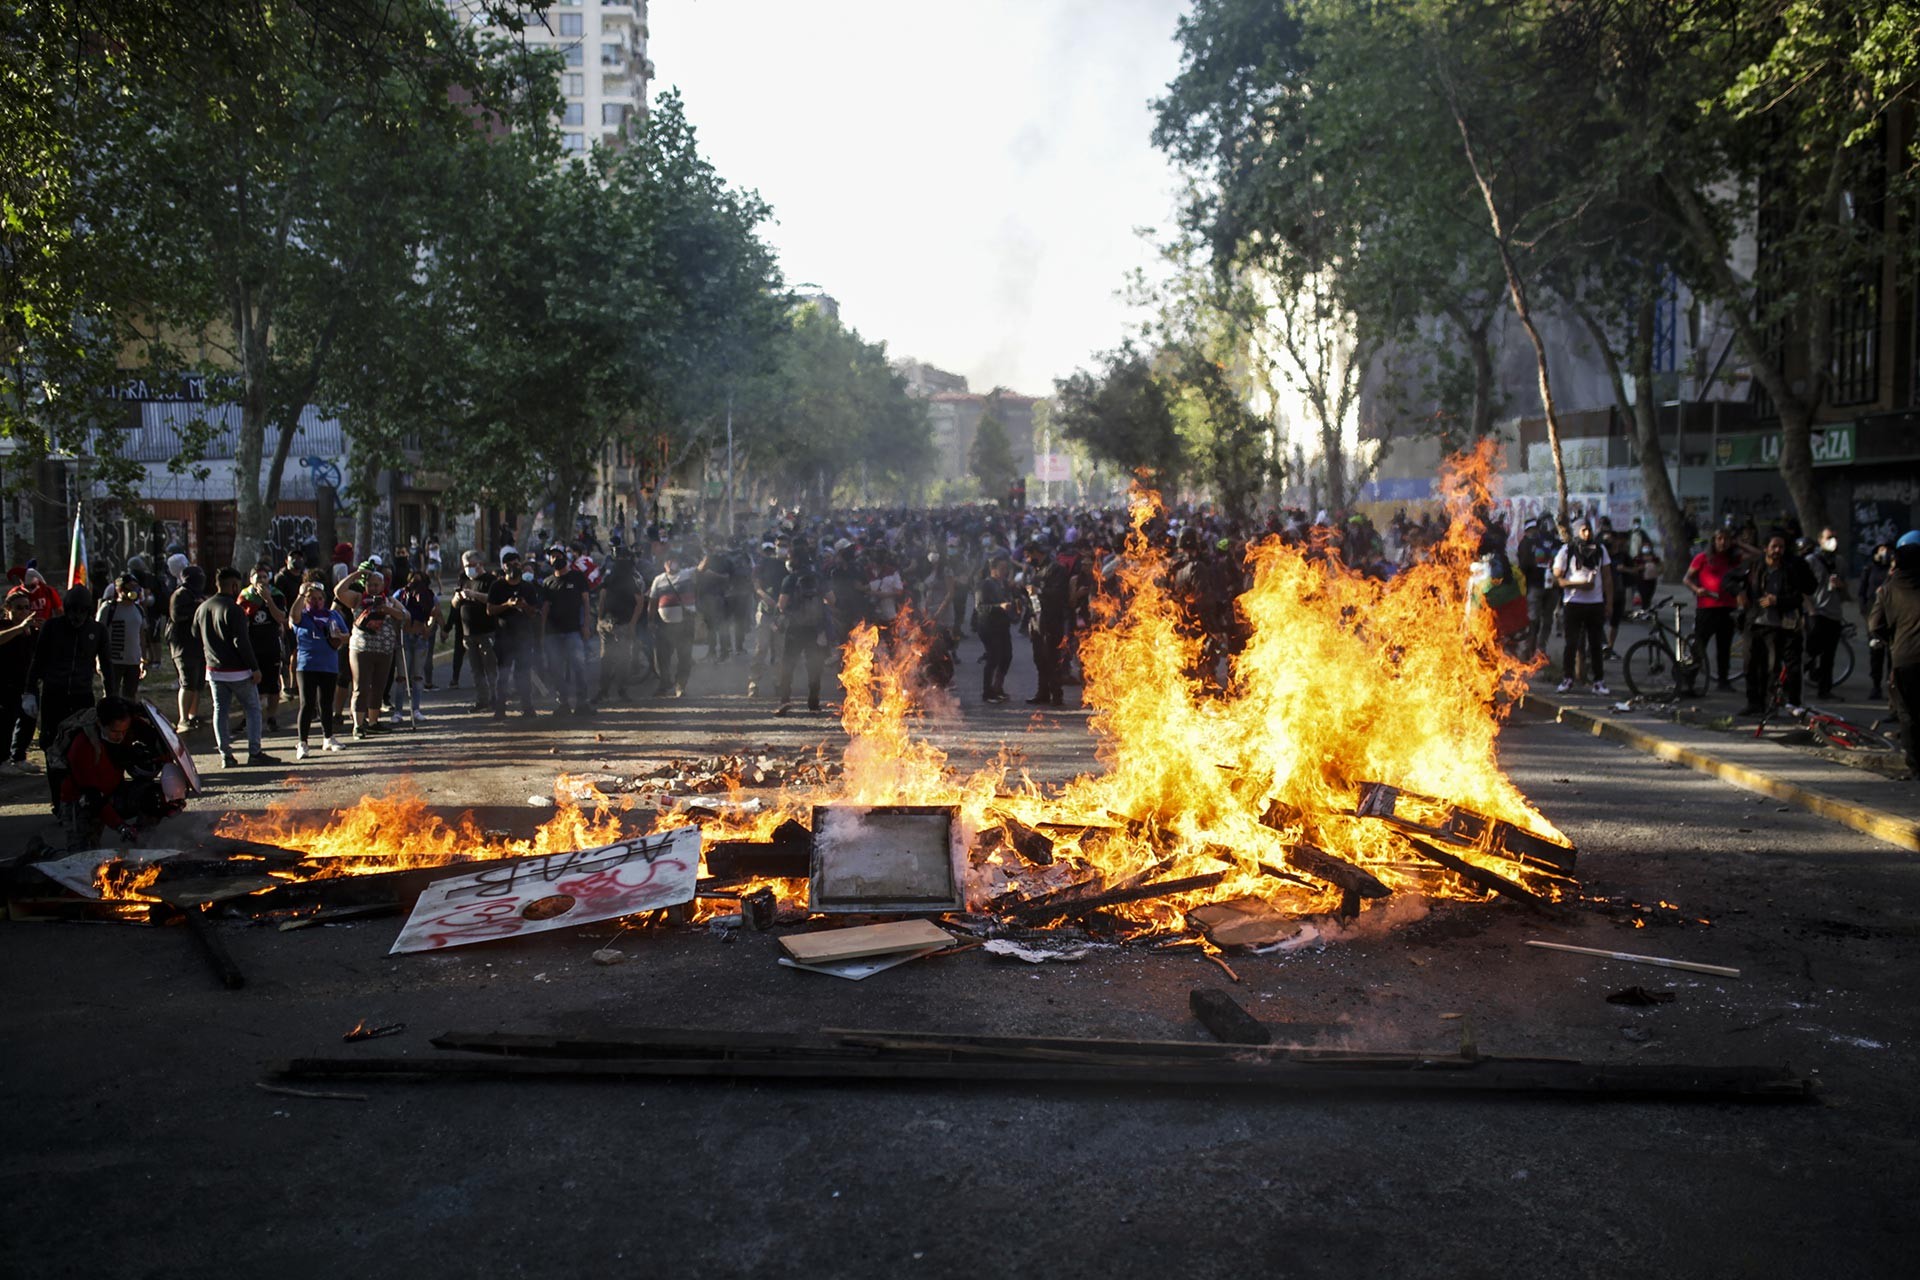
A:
[213, 444, 1565, 931]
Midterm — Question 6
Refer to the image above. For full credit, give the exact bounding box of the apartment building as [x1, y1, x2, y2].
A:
[455, 1, 653, 153]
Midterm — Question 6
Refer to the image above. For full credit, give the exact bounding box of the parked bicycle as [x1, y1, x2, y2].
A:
[1621, 596, 1703, 700]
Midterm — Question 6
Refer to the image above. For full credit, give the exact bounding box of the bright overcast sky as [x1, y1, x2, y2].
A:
[648, 0, 1192, 396]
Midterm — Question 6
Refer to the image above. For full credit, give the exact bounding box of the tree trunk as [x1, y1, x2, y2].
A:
[352, 452, 376, 564]
[1661, 173, 1829, 535]
[232, 298, 270, 572]
[1623, 295, 1692, 582]
[1570, 294, 1693, 582]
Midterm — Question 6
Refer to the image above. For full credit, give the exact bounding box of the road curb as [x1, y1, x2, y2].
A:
[1518, 693, 1920, 855]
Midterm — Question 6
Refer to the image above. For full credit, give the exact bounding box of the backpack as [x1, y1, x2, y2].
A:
[784, 572, 825, 631]
[167, 587, 197, 645]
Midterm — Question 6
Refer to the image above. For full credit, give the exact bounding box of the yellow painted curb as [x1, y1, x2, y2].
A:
[1517, 694, 1920, 855]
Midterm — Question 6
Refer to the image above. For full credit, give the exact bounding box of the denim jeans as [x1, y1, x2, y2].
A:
[209, 676, 262, 758]
[545, 630, 589, 710]
[401, 634, 431, 715]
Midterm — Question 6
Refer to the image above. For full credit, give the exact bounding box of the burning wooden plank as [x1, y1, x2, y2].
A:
[1008, 871, 1227, 923]
[1284, 844, 1390, 917]
[1355, 781, 1576, 876]
[1399, 835, 1557, 912]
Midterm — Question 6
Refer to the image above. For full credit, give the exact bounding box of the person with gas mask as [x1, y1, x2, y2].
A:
[1868, 531, 1920, 774]
[1551, 517, 1614, 694]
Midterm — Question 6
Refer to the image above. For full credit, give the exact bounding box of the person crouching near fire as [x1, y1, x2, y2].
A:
[47, 696, 182, 847]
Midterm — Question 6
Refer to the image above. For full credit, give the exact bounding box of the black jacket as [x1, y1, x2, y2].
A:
[1869, 568, 1920, 670]
[28, 614, 109, 694]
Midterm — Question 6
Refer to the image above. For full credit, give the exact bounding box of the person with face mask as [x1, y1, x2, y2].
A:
[1869, 531, 1920, 773]
[1861, 540, 1895, 700]
[487, 548, 542, 717]
[772, 545, 833, 715]
[1738, 533, 1818, 714]
[1551, 517, 1613, 694]
[1803, 527, 1849, 699]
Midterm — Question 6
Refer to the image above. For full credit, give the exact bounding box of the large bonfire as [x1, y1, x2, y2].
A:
[216, 442, 1564, 928]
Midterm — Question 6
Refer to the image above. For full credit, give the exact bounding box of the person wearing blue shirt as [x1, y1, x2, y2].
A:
[291, 580, 349, 759]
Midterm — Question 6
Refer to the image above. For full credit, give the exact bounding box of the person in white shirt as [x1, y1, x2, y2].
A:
[1551, 517, 1614, 694]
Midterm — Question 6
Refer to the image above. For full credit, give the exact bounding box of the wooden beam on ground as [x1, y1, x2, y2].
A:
[277, 1044, 1815, 1102]
[180, 905, 245, 989]
[1189, 988, 1271, 1045]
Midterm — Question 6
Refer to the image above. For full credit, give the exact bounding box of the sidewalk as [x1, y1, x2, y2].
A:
[1519, 681, 1920, 853]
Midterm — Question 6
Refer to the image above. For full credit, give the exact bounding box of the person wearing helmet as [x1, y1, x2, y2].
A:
[1738, 532, 1817, 714]
[1803, 526, 1849, 699]
[1869, 531, 1920, 773]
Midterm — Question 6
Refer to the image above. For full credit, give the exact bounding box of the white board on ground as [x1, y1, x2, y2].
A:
[389, 827, 699, 955]
[777, 945, 948, 981]
[34, 848, 186, 899]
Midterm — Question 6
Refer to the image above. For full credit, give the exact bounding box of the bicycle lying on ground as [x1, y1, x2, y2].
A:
[1752, 655, 1901, 749]
[1621, 596, 1703, 700]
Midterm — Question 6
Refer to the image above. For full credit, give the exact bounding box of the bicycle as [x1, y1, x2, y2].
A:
[1621, 595, 1703, 700]
[1731, 620, 1855, 688]
[1752, 654, 1900, 749]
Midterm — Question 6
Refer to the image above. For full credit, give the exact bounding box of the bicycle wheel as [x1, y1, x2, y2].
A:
[1809, 716, 1901, 752]
[1623, 637, 1678, 699]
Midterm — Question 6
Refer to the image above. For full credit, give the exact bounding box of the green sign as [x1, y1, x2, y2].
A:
[1714, 423, 1854, 470]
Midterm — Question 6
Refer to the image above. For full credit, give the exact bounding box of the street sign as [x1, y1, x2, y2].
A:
[1713, 424, 1854, 470]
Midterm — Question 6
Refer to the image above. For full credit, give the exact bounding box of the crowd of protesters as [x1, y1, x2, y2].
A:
[10, 491, 1920, 817]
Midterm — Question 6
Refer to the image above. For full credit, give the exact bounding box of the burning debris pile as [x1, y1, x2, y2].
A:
[11, 448, 1580, 969]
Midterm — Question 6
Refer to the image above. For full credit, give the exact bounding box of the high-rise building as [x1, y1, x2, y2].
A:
[453, 1, 654, 154]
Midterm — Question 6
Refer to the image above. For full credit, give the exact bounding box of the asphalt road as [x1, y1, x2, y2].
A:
[3, 653, 1918, 1280]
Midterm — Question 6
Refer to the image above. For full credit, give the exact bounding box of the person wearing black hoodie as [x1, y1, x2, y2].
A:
[167, 565, 206, 731]
[25, 582, 109, 761]
[1868, 532, 1920, 775]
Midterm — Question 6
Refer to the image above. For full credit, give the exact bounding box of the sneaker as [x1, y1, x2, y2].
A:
[425, 682, 437, 691]
[266, 718, 280, 733]
[221, 753, 240, 769]
[353, 726, 369, 741]
[774, 702, 792, 717]
[247, 752, 281, 766]
[412, 711, 425, 726]
[1590, 681, 1610, 696]
[295, 741, 310, 760]
[175, 720, 193, 734]
[322, 736, 344, 752]
[1555, 678, 1574, 693]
